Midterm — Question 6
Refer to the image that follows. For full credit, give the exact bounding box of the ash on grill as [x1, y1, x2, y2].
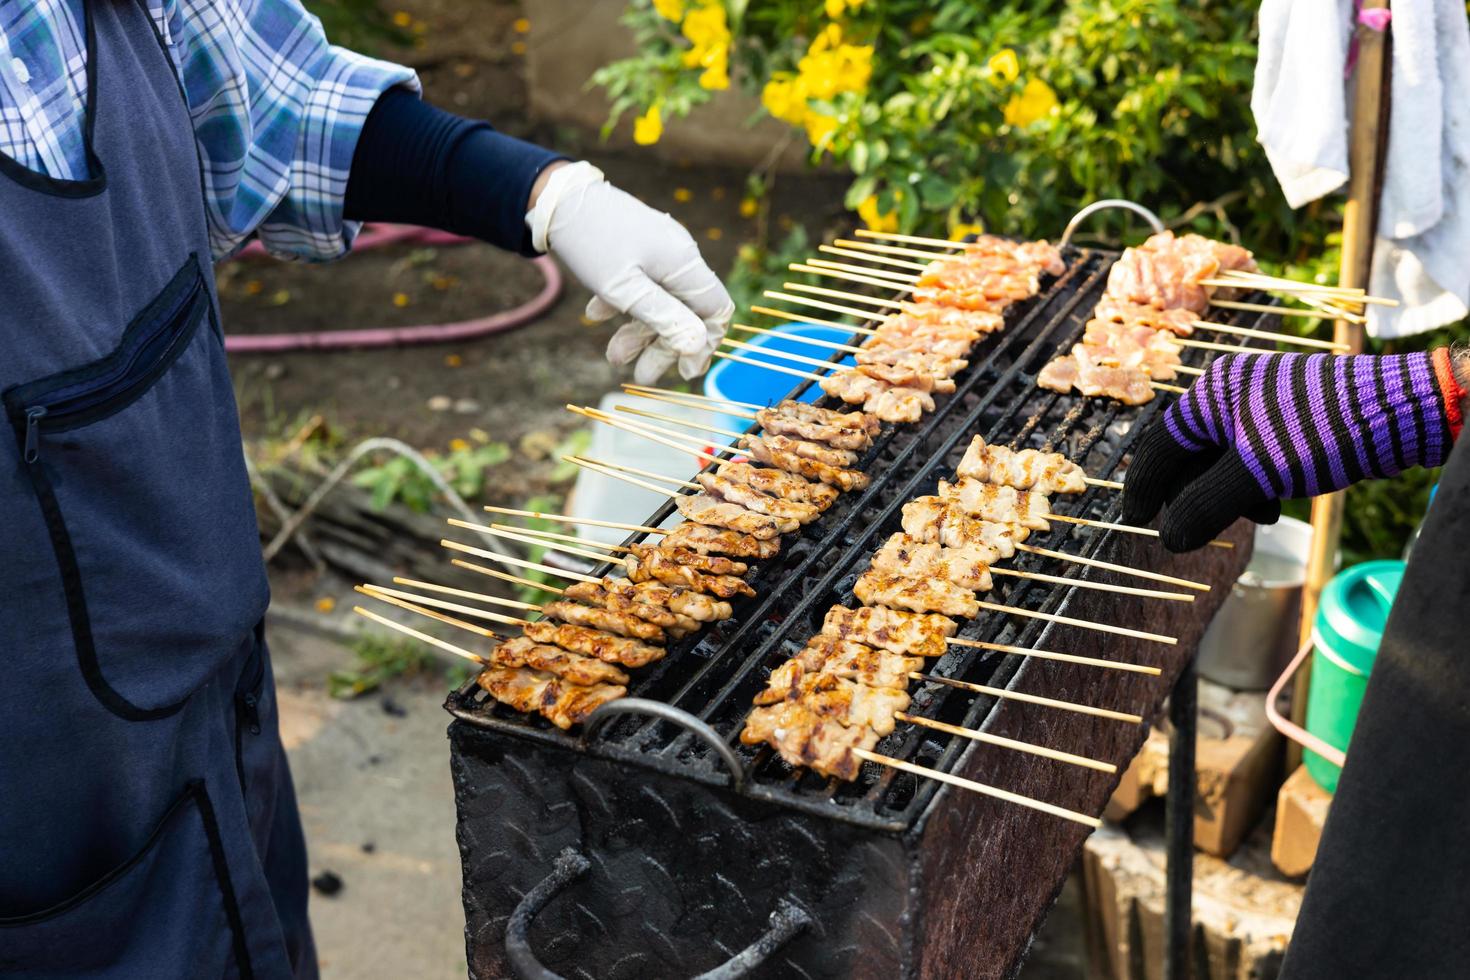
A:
[440, 243, 1263, 979]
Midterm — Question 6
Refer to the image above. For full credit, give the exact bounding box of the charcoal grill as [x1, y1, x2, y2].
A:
[446, 233, 1265, 979]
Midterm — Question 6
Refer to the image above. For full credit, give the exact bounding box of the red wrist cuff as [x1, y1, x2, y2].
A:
[1432, 347, 1464, 441]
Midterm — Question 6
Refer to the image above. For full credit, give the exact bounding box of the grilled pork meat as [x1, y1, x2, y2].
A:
[696, 472, 820, 524]
[625, 547, 755, 599]
[716, 461, 840, 510]
[521, 620, 665, 668]
[477, 667, 624, 730]
[543, 600, 667, 643]
[741, 701, 877, 780]
[741, 435, 870, 491]
[660, 521, 783, 559]
[753, 672, 910, 736]
[782, 635, 924, 689]
[490, 637, 629, 687]
[627, 543, 747, 577]
[820, 605, 956, 659]
[1037, 346, 1155, 406]
[1081, 318, 1183, 380]
[777, 399, 882, 435]
[594, 577, 732, 624]
[870, 533, 993, 592]
[676, 492, 793, 538]
[939, 478, 1052, 531]
[899, 496, 1025, 559]
[956, 435, 1087, 495]
[756, 407, 873, 451]
[1092, 295, 1198, 337]
[820, 371, 941, 422]
[853, 570, 981, 618]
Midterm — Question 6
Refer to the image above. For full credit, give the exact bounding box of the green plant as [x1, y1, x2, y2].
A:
[329, 633, 438, 699]
[352, 434, 511, 512]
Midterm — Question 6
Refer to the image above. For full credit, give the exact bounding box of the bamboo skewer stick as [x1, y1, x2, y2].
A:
[451, 558, 568, 593]
[852, 229, 974, 250]
[851, 748, 1101, 827]
[617, 402, 749, 440]
[1014, 542, 1208, 591]
[1173, 365, 1205, 377]
[1189, 321, 1351, 351]
[441, 538, 601, 585]
[353, 605, 486, 664]
[1218, 269, 1397, 306]
[567, 455, 691, 498]
[974, 599, 1176, 645]
[397, 573, 567, 606]
[569, 405, 735, 463]
[818, 243, 930, 272]
[733, 324, 867, 355]
[805, 258, 919, 284]
[712, 349, 834, 382]
[912, 670, 1146, 722]
[1048, 511, 1232, 549]
[358, 586, 503, 639]
[946, 636, 1161, 676]
[1209, 298, 1365, 322]
[781, 282, 910, 311]
[624, 384, 763, 412]
[361, 581, 536, 620]
[832, 237, 955, 262]
[491, 524, 629, 553]
[751, 303, 879, 335]
[620, 385, 763, 420]
[1154, 380, 1189, 394]
[762, 292, 889, 326]
[723, 337, 845, 372]
[482, 504, 663, 536]
[560, 441, 705, 487]
[990, 566, 1192, 602]
[1087, 476, 1126, 490]
[792, 263, 919, 292]
[451, 518, 625, 566]
[893, 712, 1116, 772]
[1176, 336, 1259, 355]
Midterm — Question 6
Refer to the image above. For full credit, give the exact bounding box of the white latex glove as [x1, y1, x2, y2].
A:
[527, 162, 734, 385]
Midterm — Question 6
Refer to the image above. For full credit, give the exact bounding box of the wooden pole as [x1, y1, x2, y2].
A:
[1293, 5, 1391, 770]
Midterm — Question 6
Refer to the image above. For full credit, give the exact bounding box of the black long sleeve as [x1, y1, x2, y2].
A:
[343, 87, 566, 256]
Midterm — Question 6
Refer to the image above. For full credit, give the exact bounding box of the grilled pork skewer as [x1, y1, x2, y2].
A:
[900, 496, 1027, 559]
[751, 671, 911, 736]
[853, 570, 982, 618]
[677, 492, 794, 538]
[491, 637, 629, 687]
[584, 577, 733, 623]
[626, 542, 747, 577]
[955, 435, 1087, 495]
[741, 435, 869, 491]
[560, 581, 704, 631]
[716, 461, 839, 510]
[763, 636, 925, 691]
[625, 547, 756, 599]
[695, 472, 821, 525]
[755, 407, 874, 451]
[661, 521, 783, 559]
[477, 667, 625, 731]
[939, 479, 1052, 531]
[870, 533, 994, 592]
[521, 620, 665, 669]
[820, 605, 957, 659]
[543, 599, 669, 643]
[741, 700, 879, 781]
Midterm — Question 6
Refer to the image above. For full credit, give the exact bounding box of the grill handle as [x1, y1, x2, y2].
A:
[506, 846, 812, 980]
[1060, 199, 1165, 248]
[579, 697, 746, 792]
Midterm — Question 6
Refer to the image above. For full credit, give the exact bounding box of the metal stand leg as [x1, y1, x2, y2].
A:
[1164, 652, 1198, 980]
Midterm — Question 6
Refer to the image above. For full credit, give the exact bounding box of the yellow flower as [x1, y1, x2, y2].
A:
[705, 227, 723, 240]
[513, 17, 530, 33]
[1003, 78, 1059, 127]
[673, 187, 692, 202]
[797, 26, 872, 100]
[857, 193, 900, 234]
[314, 596, 336, 613]
[739, 197, 758, 218]
[680, 2, 731, 90]
[392, 292, 410, 307]
[449, 438, 471, 453]
[761, 74, 808, 125]
[697, 50, 730, 91]
[949, 221, 985, 241]
[803, 109, 839, 147]
[633, 103, 663, 145]
[988, 49, 1020, 84]
[444, 353, 463, 367]
[391, 10, 411, 27]
[653, 0, 684, 19]
[825, 0, 866, 19]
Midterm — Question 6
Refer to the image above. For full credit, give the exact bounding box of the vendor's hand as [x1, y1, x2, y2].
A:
[1122, 350, 1464, 552]
[527, 161, 733, 385]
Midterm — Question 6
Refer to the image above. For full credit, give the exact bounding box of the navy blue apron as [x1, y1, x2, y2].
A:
[0, 2, 313, 976]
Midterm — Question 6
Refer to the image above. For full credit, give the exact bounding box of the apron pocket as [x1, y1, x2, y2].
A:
[0, 781, 252, 978]
[3, 254, 269, 720]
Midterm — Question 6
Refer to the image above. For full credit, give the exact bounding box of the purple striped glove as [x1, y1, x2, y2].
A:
[1122, 350, 1465, 551]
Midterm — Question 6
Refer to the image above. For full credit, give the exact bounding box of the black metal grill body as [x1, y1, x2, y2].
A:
[447, 247, 1259, 978]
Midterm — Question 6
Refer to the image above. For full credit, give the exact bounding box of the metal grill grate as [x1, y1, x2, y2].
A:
[445, 244, 1274, 830]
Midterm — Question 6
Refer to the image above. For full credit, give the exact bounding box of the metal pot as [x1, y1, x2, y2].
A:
[1196, 517, 1314, 690]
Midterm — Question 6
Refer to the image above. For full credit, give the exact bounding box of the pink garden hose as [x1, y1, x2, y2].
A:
[222, 224, 563, 353]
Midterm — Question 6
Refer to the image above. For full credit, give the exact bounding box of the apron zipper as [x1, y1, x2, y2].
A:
[18, 279, 202, 463]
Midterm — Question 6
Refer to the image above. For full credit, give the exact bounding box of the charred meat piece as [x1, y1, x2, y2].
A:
[490, 636, 629, 687]
[740, 701, 877, 780]
[870, 533, 993, 592]
[899, 496, 1025, 558]
[956, 435, 1087, 495]
[625, 546, 755, 599]
[521, 620, 665, 669]
[853, 570, 981, 617]
[742, 435, 870, 491]
[776, 399, 881, 436]
[820, 605, 956, 659]
[939, 478, 1052, 531]
[562, 581, 686, 630]
[716, 461, 840, 510]
[596, 577, 732, 624]
[756, 407, 873, 451]
[660, 521, 783, 559]
[783, 635, 924, 689]
[477, 667, 625, 730]
[752, 432, 859, 468]
[696, 472, 820, 524]
[543, 600, 667, 642]
[754, 672, 910, 736]
[676, 492, 792, 538]
[627, 542, 747, 577]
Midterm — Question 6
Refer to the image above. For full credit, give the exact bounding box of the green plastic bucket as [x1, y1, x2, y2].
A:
[1303, 560, 1405, 792]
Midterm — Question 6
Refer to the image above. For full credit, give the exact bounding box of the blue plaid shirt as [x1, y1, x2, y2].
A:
[0, 0, 417, 260]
